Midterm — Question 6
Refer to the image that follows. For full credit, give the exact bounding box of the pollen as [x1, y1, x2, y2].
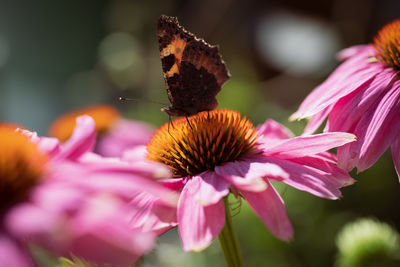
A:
[146, 109, 260, 178]
[373, 19, 400, 69]
[49, 105, 120, 142]
[0, 125, 48, 213]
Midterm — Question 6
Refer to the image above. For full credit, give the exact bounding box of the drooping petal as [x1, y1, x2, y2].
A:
[185, 172, 230, 206]
[303, 104, 333, 135]
[263, 156, 345, 199]
[0, 233, 32, 267]
[69, 195, 155, 266]
[392, 139, 400, 180]
[289, 154, 355, 187]
[48, 162, 178, 207]
[215, 159, 275, 192]
[79, 151, 171, 180]
[241, 180, 293, 241]
[97, 119, 154, 157]
[264, 132, 356, 159]
[325, 68, 398, 133]
[36, 137, 60, 156]
[338, 79, 400, 171]
[256, 119, 294, 147]
[290, 45, 381, 120]
[177, 184, 225, 252]
[6, 203, 70, 252]
[56, 115, 96, 160]
[336, 45, 370, 60]
[356, 81, 400, 171]
[129, 191, 177, 235]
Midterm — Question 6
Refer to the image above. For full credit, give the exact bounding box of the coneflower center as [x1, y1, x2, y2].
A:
[373, 19, 400, 69]
[0, 127, 47, 213]
[146, 109, 259, 177]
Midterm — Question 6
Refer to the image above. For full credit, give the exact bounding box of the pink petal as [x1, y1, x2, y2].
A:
[0, 233, 32, 267]
[338, 79, 400, 171]
[36, 137, 60, 156]
[325, 68, 398, 133]
[263, 156, 345, 199]
[302, 105, 333, 135]
[122, 145, 148, 162]
[57, 115, 96, 160]
[5, 203, 70, 252]
[178, 184, 225, 252]
[336, 45, 370, 60]
[392, 139, 400, 181]
[70, 195, 155, 265]
[256, 119, 294, 147]
[79, 152, 171, 180]
[215, 159, 275, 192]
[129, 191, 177, 235]
[289, 154, 355, 187]
[264, 132, 356, 159]
[241, 180, 293, 241]
[290, 45, 380, 120]
[97, 119, 154, 157]
[185, 172, 230, 206]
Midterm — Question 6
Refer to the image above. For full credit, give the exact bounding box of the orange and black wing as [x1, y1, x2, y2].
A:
[157, 15, 230, 116]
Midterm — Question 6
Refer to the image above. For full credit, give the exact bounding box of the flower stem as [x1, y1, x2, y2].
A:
[218, 196, 245, 267]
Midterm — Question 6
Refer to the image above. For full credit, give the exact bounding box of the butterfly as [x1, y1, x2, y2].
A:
[157, 15, 230, 117]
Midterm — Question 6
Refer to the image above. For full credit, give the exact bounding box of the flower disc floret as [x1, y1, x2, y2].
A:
[373, 19, 400, 69]
[0, 126, 47, 212]
[146, 109, 259, 177]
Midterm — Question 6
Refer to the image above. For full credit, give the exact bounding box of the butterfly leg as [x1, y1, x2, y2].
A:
[185, 114, 194, 131]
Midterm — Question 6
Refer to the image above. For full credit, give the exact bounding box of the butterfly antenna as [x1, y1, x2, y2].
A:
[118, 97, 168, 106]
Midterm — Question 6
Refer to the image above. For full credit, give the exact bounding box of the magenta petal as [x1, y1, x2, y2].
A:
[303, 105, 333, 135]
[356, 81, 400, 171]
[325, 68, 397, 133]
[256, 119, 294, 147]
[36, 137, 60, 156]
[241, 180, 293, 241]
[290, 154, 355, 187]
[264, 132, 356, 159]
[392, 139, 400, 181]
[185, 172, 230, 206]
[264, 156, 344, 199]
[0, 233, 32, 267]
[97, 119, 154, 157]
[129, 191, 177, 235]
[336, 45, 370, 60]
[338, 79, 400, 171]
[57, 115, 96, 160]
[70, 196, 155, 265]
[178, 184, 225, 252]
[215, 160, 275, 192]
[290, 45, 379, 119]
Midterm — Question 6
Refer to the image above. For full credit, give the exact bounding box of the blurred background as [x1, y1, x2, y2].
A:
[0, 0, 399, 266]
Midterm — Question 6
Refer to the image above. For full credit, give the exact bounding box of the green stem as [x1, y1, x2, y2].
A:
[218, 197, 245, 267]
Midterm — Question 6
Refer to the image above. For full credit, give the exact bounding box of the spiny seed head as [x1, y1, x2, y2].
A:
[373, 19, 400, 69]
[0, 125, 48, 213]
[146, 109, 260, 178]
[49, 105, 119, 142]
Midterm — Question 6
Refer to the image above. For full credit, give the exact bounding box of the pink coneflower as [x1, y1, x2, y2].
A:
[145, 109, 356, 252]
[49, 105, 155, 157]
[290, 19, 400, 178]
[0, 116, 176, 266]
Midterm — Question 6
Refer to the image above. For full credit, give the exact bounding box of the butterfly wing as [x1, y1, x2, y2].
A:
[157, 15, 230, 116]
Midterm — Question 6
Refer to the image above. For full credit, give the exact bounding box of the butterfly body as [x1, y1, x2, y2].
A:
[157, 15, 230, 116]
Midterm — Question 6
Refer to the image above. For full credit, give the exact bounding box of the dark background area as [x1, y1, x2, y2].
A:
[0, 0, 399, 266]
